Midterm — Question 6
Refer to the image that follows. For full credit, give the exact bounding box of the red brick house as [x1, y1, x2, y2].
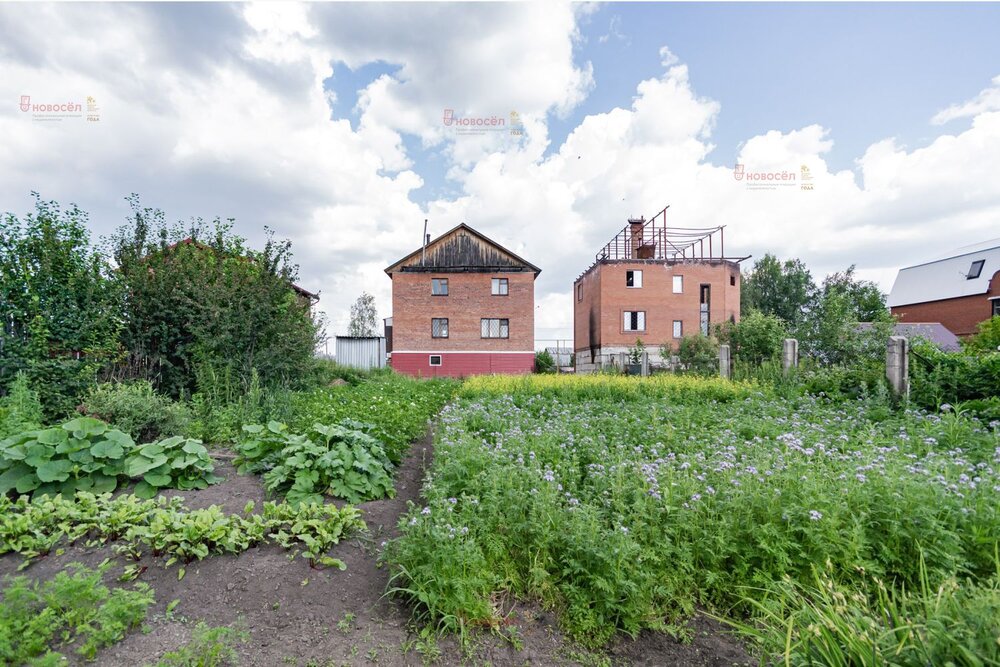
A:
[888, 239, 1000, 337]
[385, 223, 540, 377]
[573, 208, 746, 372]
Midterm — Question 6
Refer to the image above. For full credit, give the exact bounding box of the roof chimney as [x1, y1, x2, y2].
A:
[628, 216, 645, 258]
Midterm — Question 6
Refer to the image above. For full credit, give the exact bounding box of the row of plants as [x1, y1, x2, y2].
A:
[0, 562, 154, 664]
[0, 417, 219, 500]
[0, 491, 365, 571]
[384, 375, 999, 660]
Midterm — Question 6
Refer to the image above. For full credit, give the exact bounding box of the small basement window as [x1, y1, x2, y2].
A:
[623, 311, 646, 332]
[626, 270, 643, 288]
[491, 278, 509, 295]
[432, 278, 449, 295]
[429, 355, 442, 366]
[968, 259, 985, 280]
[672, 275, 684, 293]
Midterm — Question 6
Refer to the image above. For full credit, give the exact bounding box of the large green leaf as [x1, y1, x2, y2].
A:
[0, 464, 33, 493]
[24, 444, 52, 467]
[143, 472, 172, 487]
[90, 473, 118, 494]
[91, 439, 125, 459]
[36, 459, 74, 482]
[62, 417, 108, 438]
[182, 441, 208, 456]
[15, 473, 41, 494]
[37, 428, 68, 446]
[133, 480, 157, 499]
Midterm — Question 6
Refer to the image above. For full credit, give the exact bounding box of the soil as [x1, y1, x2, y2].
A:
[0, 434, 754, 667]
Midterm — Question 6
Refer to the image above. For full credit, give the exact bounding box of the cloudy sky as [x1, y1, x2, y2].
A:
[3, 2, 1000, 345]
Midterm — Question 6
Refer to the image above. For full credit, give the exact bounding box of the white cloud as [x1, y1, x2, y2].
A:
[932, 74, 1000, 124]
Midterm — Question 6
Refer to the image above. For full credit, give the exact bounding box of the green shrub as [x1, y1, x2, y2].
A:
[717, 310, 787, 366]
[965, 315, 1000, 354]
[676, 334, 719, 375]
[0, 417, 219, 500]
[910, 340, 1000, 408]
[0, 372, 43, 439]
[80, 381, 193, 443]
[534, 350, 556, 374]
[0, 562, 153, 664]
[236, 420, 394, 506]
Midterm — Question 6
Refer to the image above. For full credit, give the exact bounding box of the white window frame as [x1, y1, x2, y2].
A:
[623, 311, 646, 332]
[672, 275, 683, 293]
[491, 277, 509, 296]
[673, 320, 683, 338]
[429, 354, 442, 366]
[626, 270, 643, 288]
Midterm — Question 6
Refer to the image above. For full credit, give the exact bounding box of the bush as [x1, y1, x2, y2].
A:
[235, 420, 395, 506]
[534, 350, 556, 374]
[910, 340, 1000, 409]
[80, 381, 193, 443]
[0, 373, 43, 439]
[718, 311, 787, 366]
[676, 334, 719, 375]
[0, 416, 219, 500]
[965, 316, 1000, 354]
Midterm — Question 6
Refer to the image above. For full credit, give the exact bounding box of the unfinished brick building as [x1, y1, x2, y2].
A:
[385, 223, 540, 377]
[573, 207, 746, 372]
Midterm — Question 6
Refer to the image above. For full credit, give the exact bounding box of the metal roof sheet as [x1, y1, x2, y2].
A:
[887, 239, 1000, 307]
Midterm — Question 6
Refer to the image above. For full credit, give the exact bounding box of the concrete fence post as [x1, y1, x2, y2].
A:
[719, 344, 732, 379]
[782, 338, 799, 374]
[886, 336, 909, 400]
[640, 351, 649, 377]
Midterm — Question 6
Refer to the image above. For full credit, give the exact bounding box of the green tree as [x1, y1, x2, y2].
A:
[106, 196, 322, 397]
[0, 195, 122, 417]
[347, 292, 379, 337]
[677, 333, 719, 375]
[718, 310, 787, 365]
[741, 254, 817, 325]
[965, 316, 1000, 354]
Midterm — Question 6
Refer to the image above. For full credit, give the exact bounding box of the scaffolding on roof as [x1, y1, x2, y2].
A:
[595, 205, 746, 263]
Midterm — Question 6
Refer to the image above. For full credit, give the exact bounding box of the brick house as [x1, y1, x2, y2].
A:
[573, 208, 746, 372]
[888, 239, 1000, 337]
[385, 223, 540, 377]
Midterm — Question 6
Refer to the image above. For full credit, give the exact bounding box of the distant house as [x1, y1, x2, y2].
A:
[888, 239, 1000, 337]
[573, 208, 747, 373]
[858, 322, 961, 352]
[384, 223, 541, 377]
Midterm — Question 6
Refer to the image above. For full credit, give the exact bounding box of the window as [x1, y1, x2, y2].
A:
[491, 278, 509, 295]
[993, 299, 1000, 317]
[700, 285, 711, 335]
[431, 318, 449, 338]
[672, 275, 684, 293]
[730, 275, 736, 286]
[577, 284, 583, 302]
[626, 270, 643, 288]
[481, 318, 509, 338]
[673, 320, 683, 338]
[432, 278, 449, 295]
[429, 355, 442, 366]
[623, 311, 646, 332]
[968, 260, 985, 280]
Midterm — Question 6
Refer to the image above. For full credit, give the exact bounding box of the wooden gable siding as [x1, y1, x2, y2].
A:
[386, 224, 540, 275]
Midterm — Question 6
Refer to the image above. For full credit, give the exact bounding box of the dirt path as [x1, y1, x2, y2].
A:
[1, 433, 753, 666]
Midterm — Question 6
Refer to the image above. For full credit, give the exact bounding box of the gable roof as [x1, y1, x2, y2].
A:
[887, 238, 1000, 307]
[384, 223, 541, 276]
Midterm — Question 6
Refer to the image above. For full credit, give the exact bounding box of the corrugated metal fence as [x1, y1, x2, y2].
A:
[335, 336, 387, 370]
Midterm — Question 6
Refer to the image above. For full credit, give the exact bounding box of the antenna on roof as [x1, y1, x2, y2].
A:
[421, 219, 428, 266]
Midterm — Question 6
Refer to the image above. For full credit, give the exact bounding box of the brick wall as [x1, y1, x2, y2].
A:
[573, 260, 740, 354]
[390, 271, 535, 352]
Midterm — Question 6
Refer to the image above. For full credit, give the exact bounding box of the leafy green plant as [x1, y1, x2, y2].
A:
[80, 380, 194, 443]
[125, 436, 221, 499]
[676, 333, 719, 375]
[0, 372, 43, 439]
[534, 350, 557, 374]
[0, 492, 365, 571]
[0, 562, 153, 664]
[236, 420, 394, 505]
[152, 621, 248, 667]
[0, 417, 220, 500]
